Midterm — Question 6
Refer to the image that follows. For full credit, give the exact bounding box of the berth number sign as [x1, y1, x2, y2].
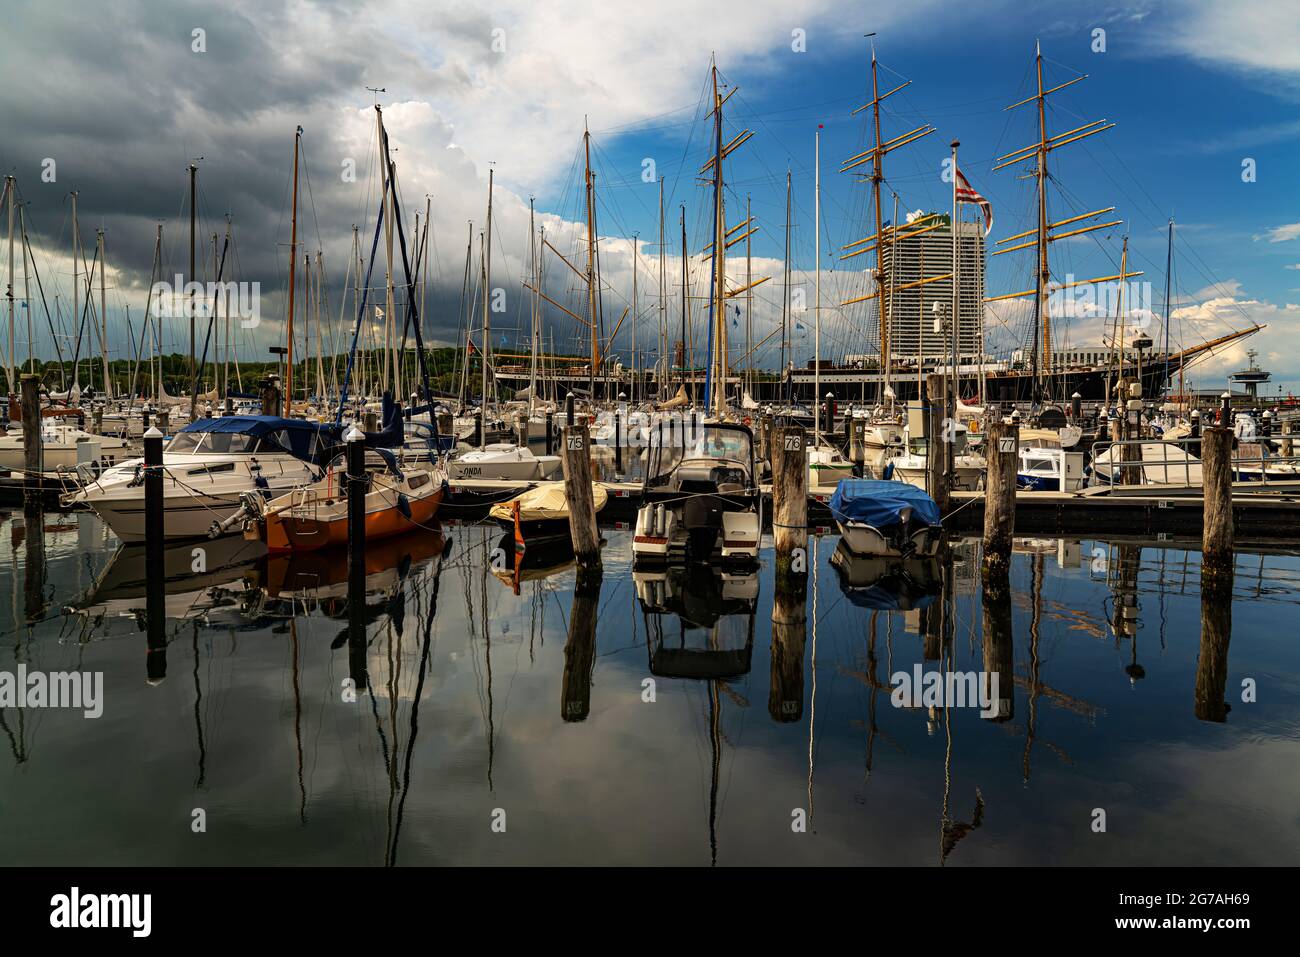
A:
[998, 437, 1015, 453]
[784, 435, 803, 451]
[567, 435, 585, 451]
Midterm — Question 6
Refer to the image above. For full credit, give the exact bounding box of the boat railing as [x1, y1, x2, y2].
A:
[1094, 436, 1300, 491]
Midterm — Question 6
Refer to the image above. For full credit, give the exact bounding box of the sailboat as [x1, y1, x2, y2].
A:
[448, 169, 561, 481]
[633, 63, 762, 566]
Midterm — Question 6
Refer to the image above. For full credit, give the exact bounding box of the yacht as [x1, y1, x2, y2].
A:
[446, 442, 562, 481]
[66, 415, 341, 542]
[0, 420, 133, 473]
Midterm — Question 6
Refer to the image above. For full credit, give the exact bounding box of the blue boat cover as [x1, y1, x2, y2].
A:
[180, 415, 345, 462]
[829, 479, 942, 529]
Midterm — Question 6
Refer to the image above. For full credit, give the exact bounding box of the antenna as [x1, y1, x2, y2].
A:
[366, 86, 386, 105]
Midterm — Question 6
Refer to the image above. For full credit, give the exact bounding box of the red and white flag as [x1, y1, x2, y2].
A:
[955, 167, 993, 236]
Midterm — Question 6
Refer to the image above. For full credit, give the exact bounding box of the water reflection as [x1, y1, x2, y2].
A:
[0, 511, 1297, 865]
[637, 564, 759, 865]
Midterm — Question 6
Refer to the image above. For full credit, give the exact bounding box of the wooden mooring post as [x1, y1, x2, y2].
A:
[20, 374, 42, 507]
[982, 416, 1018, 575]
[771, 424, 807, 582]
[1201, 425, 1234, 587]
[926, 373, 949, 514]
[560, 421, 601, 575]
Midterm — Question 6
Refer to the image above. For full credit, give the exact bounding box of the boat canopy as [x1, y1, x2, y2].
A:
[829, 479, 942, 529]
[180, 415, 345, 461]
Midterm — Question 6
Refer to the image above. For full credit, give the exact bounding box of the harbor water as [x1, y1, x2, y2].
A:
[1, 511, 1298, 865]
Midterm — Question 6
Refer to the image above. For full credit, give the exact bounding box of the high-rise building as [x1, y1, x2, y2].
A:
[870, 214, 986, 361]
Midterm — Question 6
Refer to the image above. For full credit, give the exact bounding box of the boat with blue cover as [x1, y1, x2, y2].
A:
[829, 478, 943, 558]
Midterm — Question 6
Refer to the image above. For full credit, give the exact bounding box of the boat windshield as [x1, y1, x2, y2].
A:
[166, 432, 258, 454]
[650, 425, 752, 479]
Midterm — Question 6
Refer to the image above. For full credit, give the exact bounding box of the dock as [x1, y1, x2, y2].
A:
[441, 477, 1300, 541]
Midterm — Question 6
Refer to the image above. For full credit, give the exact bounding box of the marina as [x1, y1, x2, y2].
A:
[2, 0, 1299, 908]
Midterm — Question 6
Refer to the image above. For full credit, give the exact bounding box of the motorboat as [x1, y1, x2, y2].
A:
[633, 419, 761, 565]
[1017, 444, 1087, 491]
[446, 442, 562, 481]
[806, 440, 855, 488]
[829, 478, 943, 558]
[65, 415, 350, 542]
[1090, 441, 1203, 486]
[0, 420, 133, 474]
[889, 429, 985, 492]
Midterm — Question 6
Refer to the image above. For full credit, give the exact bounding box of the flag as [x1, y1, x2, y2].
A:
[954, 167, 993, 235]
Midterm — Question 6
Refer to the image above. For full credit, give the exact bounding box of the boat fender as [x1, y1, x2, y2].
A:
[397, 492, 412, 519]
[254, 475, 269, 492]
[882, 461, 894, 481]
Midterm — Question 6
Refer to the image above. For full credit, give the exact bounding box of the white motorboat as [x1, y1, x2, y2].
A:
[633, 420, 761, 565]
[66, 415, 336, 542]
[446, 443, 562, 481]
[1090, 441, 1204, 486]
[1016, 428, 1086, 491]
[0, 420, 134, 473]
[807, 441, 855, 488]
[1017, 446, 1087, 491]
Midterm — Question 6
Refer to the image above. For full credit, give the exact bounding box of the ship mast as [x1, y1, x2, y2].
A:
[839, 40, 935, 404]
[989, 43, 1128, 405]
[1034, 41, 1050, 398]
[698, 61, 759, 415]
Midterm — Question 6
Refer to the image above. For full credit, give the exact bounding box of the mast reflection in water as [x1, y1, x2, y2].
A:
[0, 514, 1297, 866]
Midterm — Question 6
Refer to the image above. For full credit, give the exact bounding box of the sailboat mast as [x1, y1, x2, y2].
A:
[814, 125, 821, 446]
[98, 229, 110, 397]
[483, 169, 493, 425]
[302, 250, 310, 401]
[632, 232, 639, 403]
[19, 201, 32, 374]
[284, 127, 301, 417]
[71, 191, 79, 390]
[6, 175, 15, 395]
[583, 126, 598, 399]
[745, 195, 752, 401]
[528, 197, 537, 415]
[1163, 218, 1174, 399]
[782, 170, 791, 385]
[222, 218, 232, 401]
[658, 178, 666, 400]
[680, 206, 689, 398]
[188, 162, 198, 418]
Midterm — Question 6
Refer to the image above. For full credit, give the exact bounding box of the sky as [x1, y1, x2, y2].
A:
[2, 0, 1299, 394]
